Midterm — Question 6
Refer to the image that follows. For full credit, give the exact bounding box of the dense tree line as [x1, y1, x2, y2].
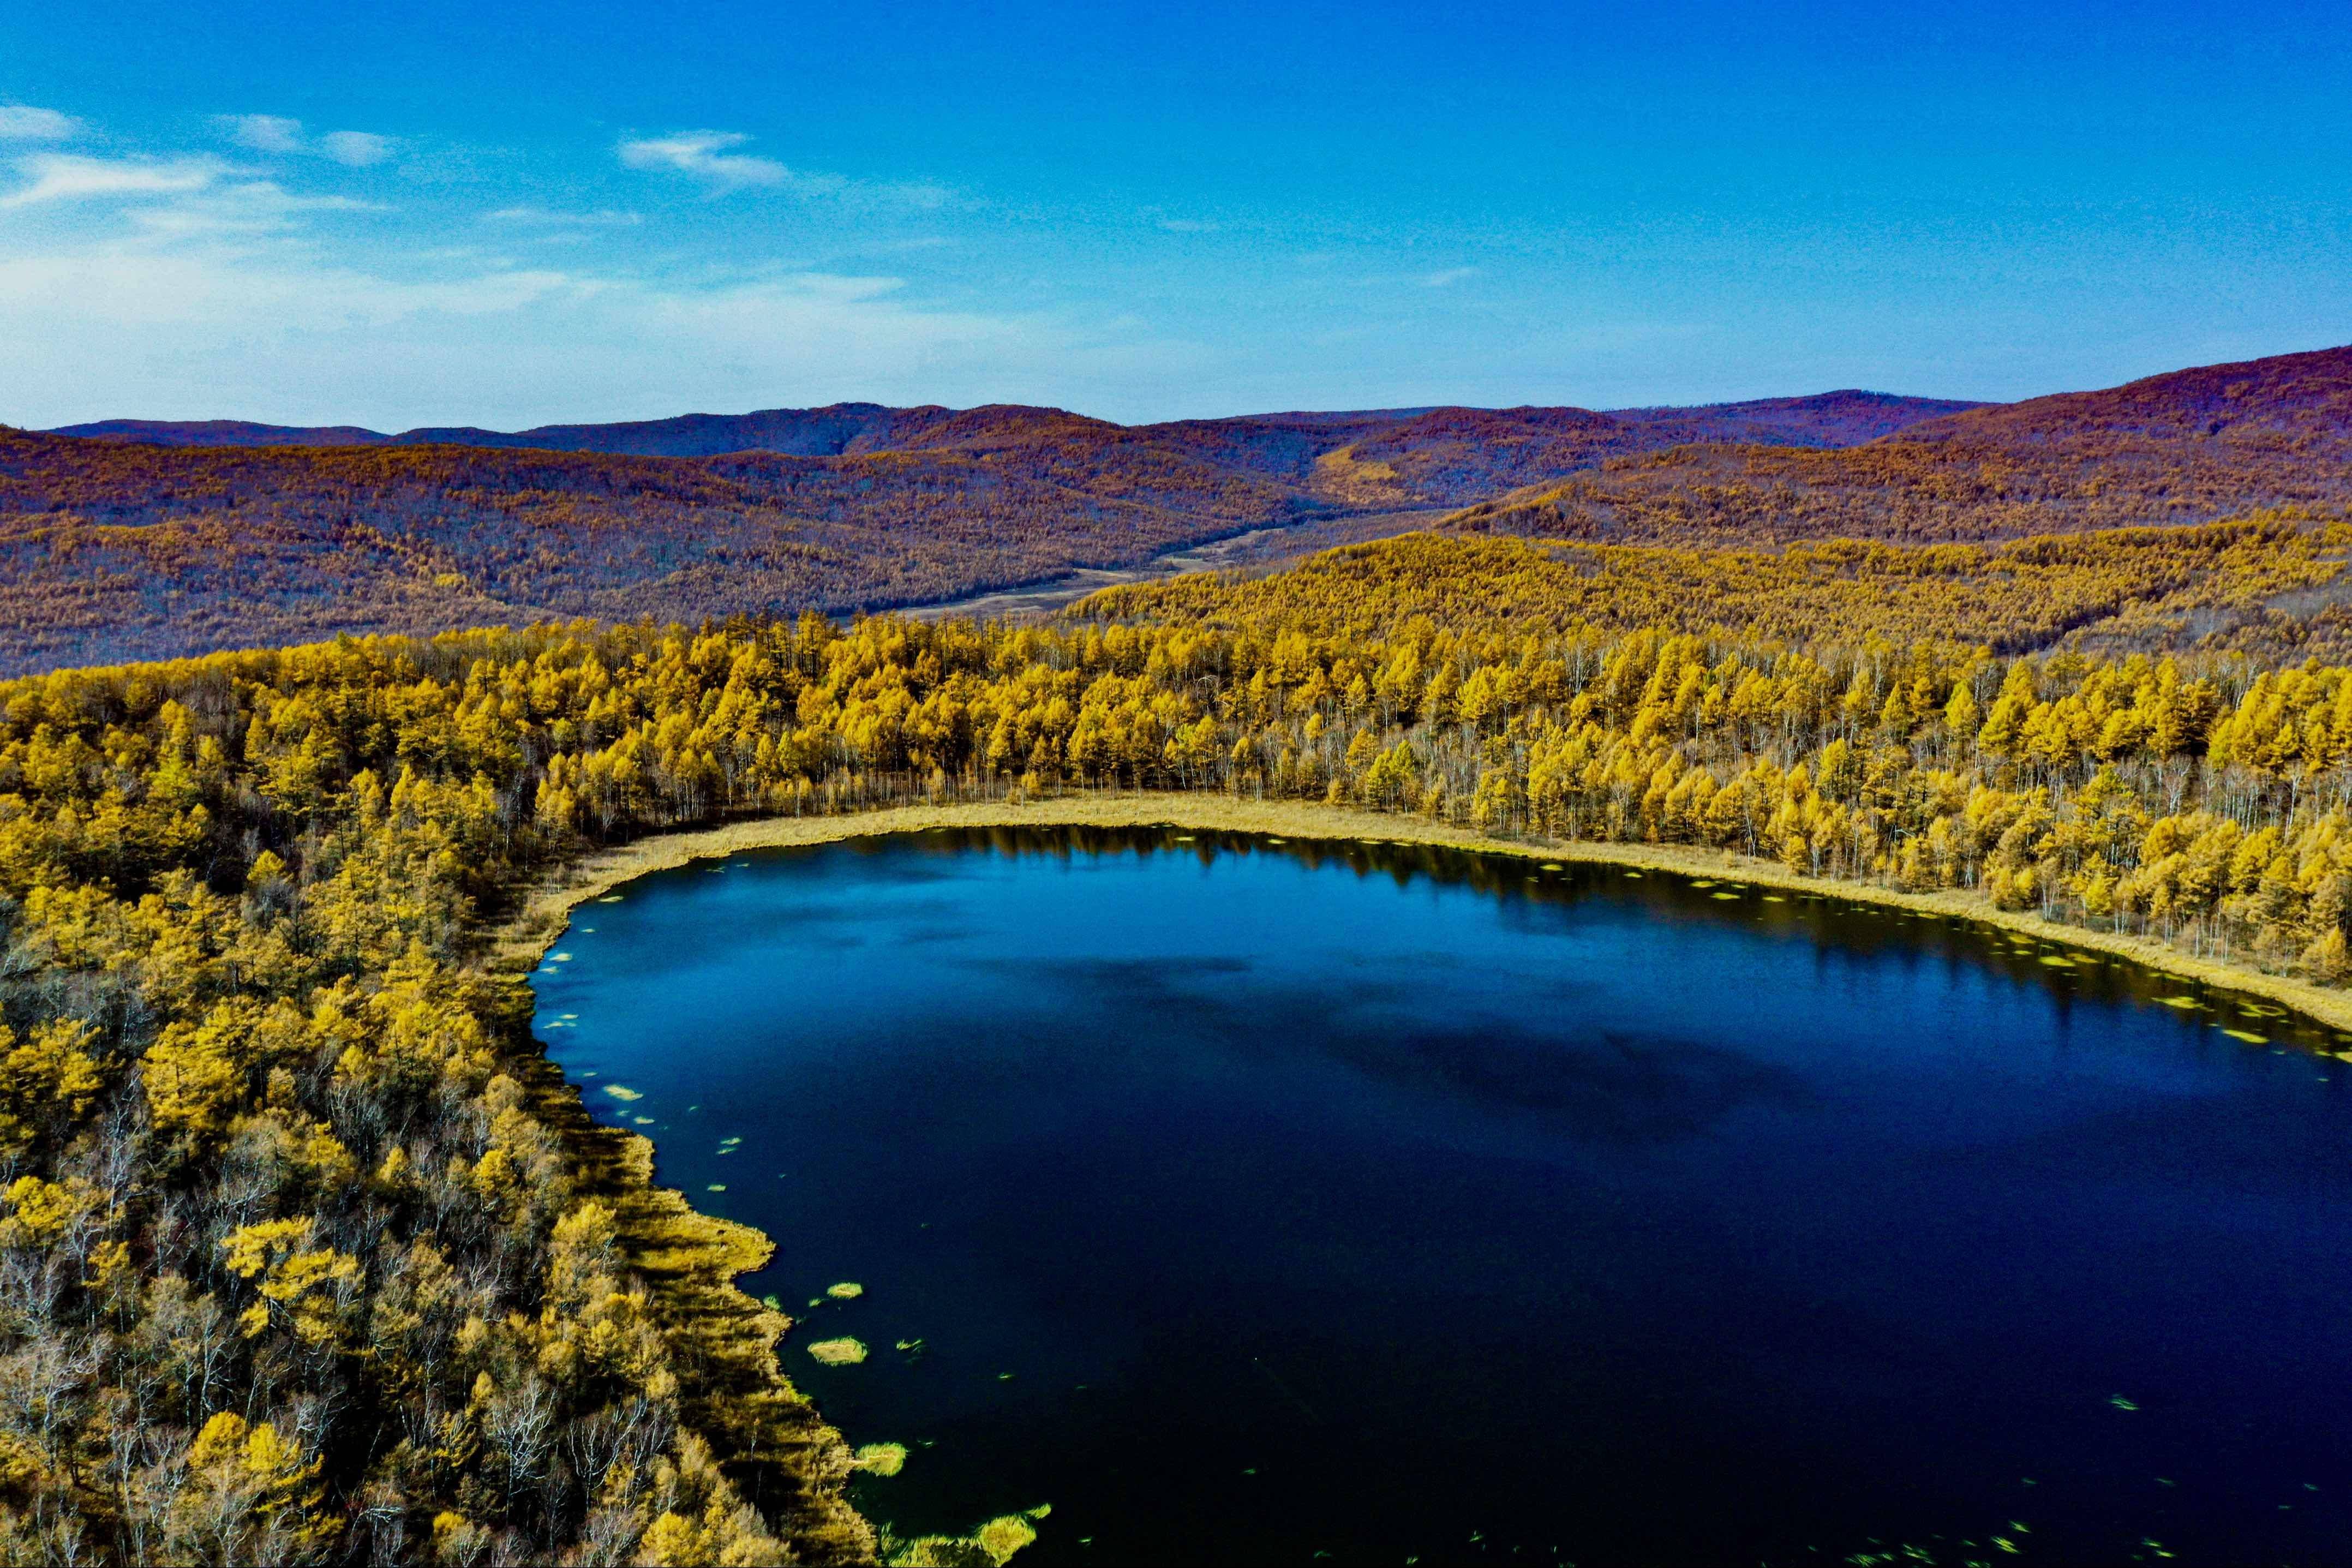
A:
[1091, 516, 2352, 657]
[9, 588, 2352, 1559]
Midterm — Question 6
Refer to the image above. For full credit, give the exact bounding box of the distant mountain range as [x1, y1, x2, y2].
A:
[47, 388, 1984, 463]
[4, 347, 2347, 675]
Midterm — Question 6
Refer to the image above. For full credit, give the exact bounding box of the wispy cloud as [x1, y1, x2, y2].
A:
[617, 130, 948, 208]
[220, 113, 304, 154]
[1157, 218, 1220, 234]
[319, 131, 394, 167]
[215, 115, 398, 166]
[486, 205, 643, 228]
[129, 181, 380, 237]
[619, 130, 790, 193]
[0, 220, 1127, 427]
[0, 106, 80, 142]
[0, 153, 226, 208]
[1421, 266, 1480, 288]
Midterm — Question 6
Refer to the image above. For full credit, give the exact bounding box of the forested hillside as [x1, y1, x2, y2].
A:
[14, 348, 2348, 675]
[1086, 514, 2352, 656]
[11, 550, 2352, 1557]
[1452, 345, 2352, 546]
[0, 393, 1969, 674]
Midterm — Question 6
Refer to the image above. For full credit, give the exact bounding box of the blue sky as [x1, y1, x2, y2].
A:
[2, 0, 2348, 428]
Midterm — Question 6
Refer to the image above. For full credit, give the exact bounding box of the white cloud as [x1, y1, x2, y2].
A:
[619, 130, 791, 193]
[614, 130, 948, 209]
[215, 115, 396, 166]
[0, 208, 1178, 428]
[219, 113, 305, 154]
[0, 106, 79, 142]
[1421, 266, 1480, 288]
[0, 153, 224, 208]
[1157, 218, 1220, 234]
[319, 131, 394, 167]
[486, 205, 642, 228]
[127, 180, 380, 237]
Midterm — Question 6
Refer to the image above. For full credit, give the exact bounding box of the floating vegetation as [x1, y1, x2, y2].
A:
[1541, 863, 1564, 872]
[706, 1184, 726, 1193]
[2039, 955, 2076, 967]
[890, 1507, 1046, 1567]
[807, 1337, 868, 1365]
[1763, 895, 1786, 903]
[1691, 879, 1716, 888]
[601, 1085, 644, 1102]
[2158, 997, 2200, 1010]
[2225, 1029, 2270, 1044]
[2110, 1394, 2139, 1411]
[595, 894, 623, 903]
[550, 951, 572, 962]
[761, 1294, 783, 1310]
[632, 1116, 655, 1125]
[827, 1282, 865, 1299]
[1623, 871, 1643, 878]
[1711, 891, 1739, 901]
[853, 1443, 908, 1477]
[972, 1511, 1045, 1563]
[895, 1338, 925, 1352]
[1174, 835, 1194, 842]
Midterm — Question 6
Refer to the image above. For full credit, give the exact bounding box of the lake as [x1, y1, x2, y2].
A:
[532, 826, 2352, 1565]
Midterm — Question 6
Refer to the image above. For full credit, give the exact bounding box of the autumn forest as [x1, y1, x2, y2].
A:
[7, 344, 2352, 1563]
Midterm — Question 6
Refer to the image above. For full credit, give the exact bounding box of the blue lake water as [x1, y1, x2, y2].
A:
[532, 827, 2352, 1565]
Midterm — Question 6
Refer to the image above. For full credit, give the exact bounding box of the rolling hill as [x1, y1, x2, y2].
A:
[8, 346, 2348, 674]
[4, 391, 1977, 673]
[1448, 345, 2352, 547]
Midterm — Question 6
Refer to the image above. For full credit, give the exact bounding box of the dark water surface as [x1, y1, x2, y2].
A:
[534, 828, 2352, 1565]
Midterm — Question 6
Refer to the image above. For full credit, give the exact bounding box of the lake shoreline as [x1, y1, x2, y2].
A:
[498, 790, 2352, 1042]
[503, 789, 2352, 1564]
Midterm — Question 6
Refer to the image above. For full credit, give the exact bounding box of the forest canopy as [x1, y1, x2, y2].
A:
[8, 577, 2352, 1558]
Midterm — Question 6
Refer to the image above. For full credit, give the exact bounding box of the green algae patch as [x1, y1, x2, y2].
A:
[1711, 891, 1739, 901]
[2158, 997, 2200, 1009]
[808, 1337, 869, 1366]
[1541, 862, 1564, 871]
[2224, 1029, 2270, 1044]
[601, 1084, 644, 1102]
[828, 1281, 865, 1299]
[2039, 955, 2076, 967]
[853, 1442, 908, 1476]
